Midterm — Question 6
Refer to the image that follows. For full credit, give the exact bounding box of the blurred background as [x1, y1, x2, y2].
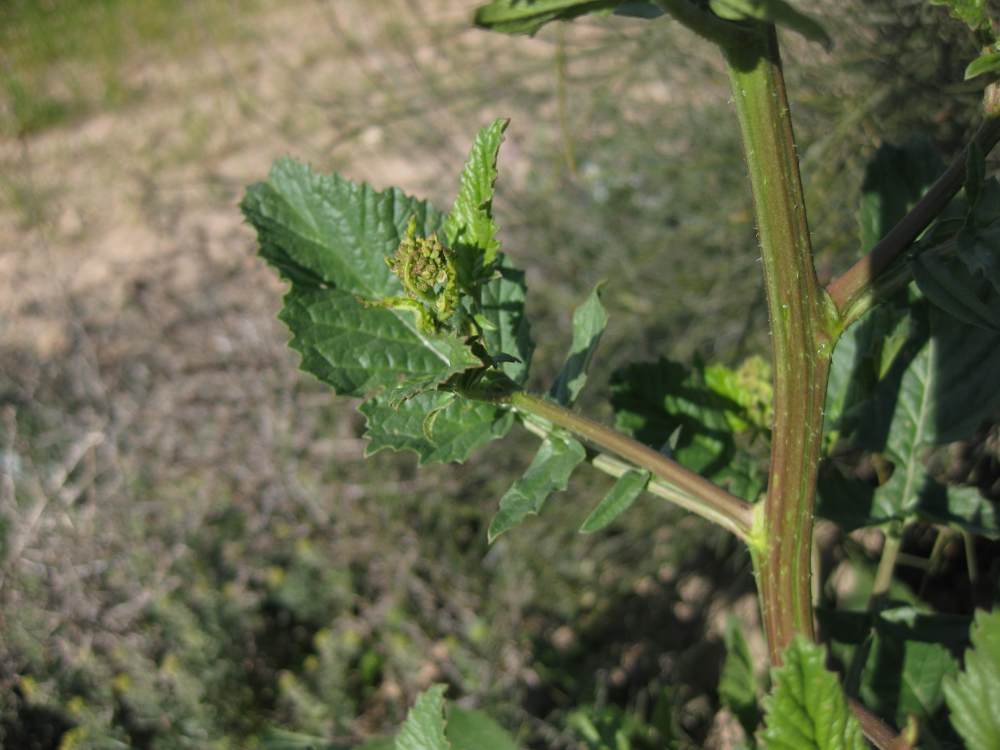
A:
[0, 1, 987, 748]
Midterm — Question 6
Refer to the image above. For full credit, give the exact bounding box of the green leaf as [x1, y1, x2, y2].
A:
[760, 637, 865, 750]
[965, 51, 1000, 80]
[579, 469, 650, 533]
[820, 606, 964, 737]
[857, 138, 945, 251]
[243, 157, 443, 295]
[708, 0, 831, 48]
[444, 119, 508, 288]
[474, 0, 623, 35]
[488, 433, 586, 541]
[446, 707, 520, 750]
[930, 0, 990, 31]
[704, 355, 773, 432]
[281, 289, 481, 399]
[832, 301, 1000, 535]
[479, 255, 534, 384]
[610, 358, 766, 500]
[242, 159, 482, 399]
[396, 685, 451, 750]
[550, 284, 609, 406]
[719, 616, 761, 738]
[945, 609, 1000, 750]
[360, 392, 515, 465]
[912, 249, 1000, 331]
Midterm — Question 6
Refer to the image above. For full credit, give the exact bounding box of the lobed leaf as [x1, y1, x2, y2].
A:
[396, 684, 451, 750]
[488, 433, 586, 541]
[550, 284, 609, 406]
[578, 468, 650, 533]
[708, 0, 832, 49]
[361, 392, 515, 465]
[760, 637, 865, 750]
[945, 608, 1000, 750]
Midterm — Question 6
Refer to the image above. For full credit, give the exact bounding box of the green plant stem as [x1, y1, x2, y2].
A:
[827, 114, 1000, 326]
[870, 531, 903, 611]
[722, 25, 836, 661]
[505, 391, 754, 539]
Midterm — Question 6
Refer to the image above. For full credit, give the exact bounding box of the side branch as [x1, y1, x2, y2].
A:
[506, 391, 755, 539]
[827, 111, 1000, 324]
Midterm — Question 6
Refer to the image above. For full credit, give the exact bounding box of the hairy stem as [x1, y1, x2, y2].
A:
[505, 391, 754, 539]
[723, 25, 836, 661]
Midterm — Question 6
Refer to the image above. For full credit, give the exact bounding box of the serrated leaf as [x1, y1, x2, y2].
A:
[760, 637, 865, 750]
[446, 708, 520, 750]
[719, 616, 761, 738]
[243, 157, 443, 295]
[704, 355, 773, 433]
[930, 0, 990, 31]
[361, 392, 515, 465]
[708, 0, 831, 48]
[488, 433, 586, 541]
[242, 159, 482, 399]
[966, 51, 1000, 79]
[444, 119, 508, 288]
[474, 0, 623, 35]
[281, 289, 481, 398]
[550, 284, 608, 406]
[479, 255, 534, 384]
[945, 609, 1000, 750]
[396, 685, 451, 750]
[579, 469, 649, 533]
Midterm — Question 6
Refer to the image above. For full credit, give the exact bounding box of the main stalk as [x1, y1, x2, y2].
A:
[723, 25, 836, 661]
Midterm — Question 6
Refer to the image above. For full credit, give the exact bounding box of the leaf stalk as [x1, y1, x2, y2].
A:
[504, 391, 755, 539]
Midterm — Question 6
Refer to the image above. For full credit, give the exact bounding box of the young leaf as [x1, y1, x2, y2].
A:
[719, 616, 761, 738]
[479, 256, 534, 384]
[360, 392, 515, 465]
[488, 433, 586, 541]
[474, 0, 623, 35]
[550, 284, 608, 406]
[945, 608, 1000, 750]
[579, 468, 650, 533]
[760, 637, 865, 750]
[930, 0, 991, 31]
[443, 119, 507, 288]
[965, 50, 1000, 80]
[707, 0, 832, 49]
[446, 707, 520, 750]
[396, 684, 450, 750]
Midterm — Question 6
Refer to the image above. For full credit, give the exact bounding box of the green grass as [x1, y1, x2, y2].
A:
[0, 0, 257, 137]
